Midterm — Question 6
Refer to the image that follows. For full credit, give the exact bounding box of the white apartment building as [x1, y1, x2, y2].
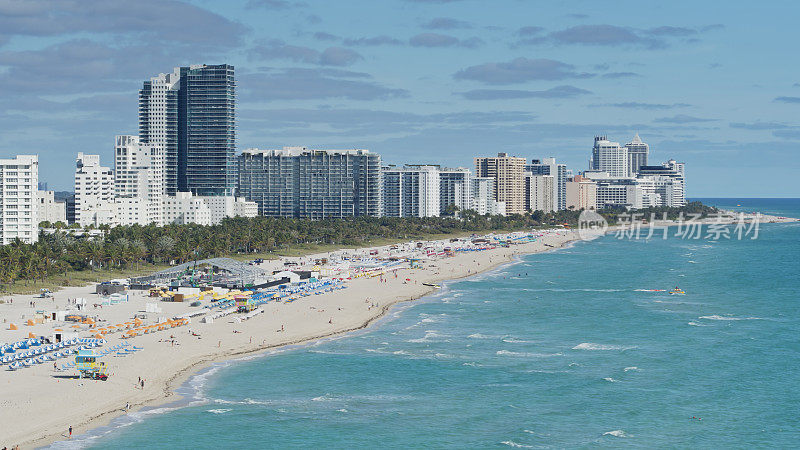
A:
[163, 192, 212, 226]
[139, 68, 181, 195]
[201, 196, 259, 224]
[74, 153, 114, 227]
[1, 155, 38, 244]
[525, 173, 555, 212]
[470, 177, 506, 216]
[439, 167, 472, 214]
[592, 136, 629, 177]
[381, 165, 441, 217]
[36, 190, 67, 224]
[114, 135, 164, 226]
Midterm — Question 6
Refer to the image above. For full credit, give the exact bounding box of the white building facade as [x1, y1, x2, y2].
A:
[469, 177, 506, 216]
[592, 136, 629, 177]
[36, 190, 67, 224]
[114, 135, 164, 226]
[525, 173, 555, 212]
[74, 153, 115, 227]
[1, 155, 38, 244]
[381, 165, 441, 217]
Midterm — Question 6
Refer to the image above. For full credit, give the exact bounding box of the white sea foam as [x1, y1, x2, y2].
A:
[502, 338, 535, 344]
[337, 408, 348, 412]
[602, 377, 620, 383]
[572, 342, 636, 351]
[407, 330, 447, 343]
[603, 429, 629, 437]
[206, 408, 231, 414]
[467, 333, 494, 339]
[501, 440, 534, 448]
[496, 350, 563, 358]
[687, 321, 709, 327]
[624, 366, 639, 372]
[462, 362, 482, 367]
[699, 315, 763, 321]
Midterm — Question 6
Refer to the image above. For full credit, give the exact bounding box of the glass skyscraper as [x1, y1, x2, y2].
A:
[139, 64, 236, 196]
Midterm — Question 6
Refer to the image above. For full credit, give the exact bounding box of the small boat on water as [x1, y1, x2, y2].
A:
[422, 283, 441, 288]
[669, 287, 686, 295]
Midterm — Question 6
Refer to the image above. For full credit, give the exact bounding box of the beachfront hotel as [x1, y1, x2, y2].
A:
[139, 64, 237, 197]
[74, 153, 115, 227]
[591, 136, 630, 177]
[524, 172, 555, 213]
[625, 133, 649, 175]
[114, 135, 165, 227]
[526, 157, 567, 211]
[0, 155, 38, 244]
[381, 165, 441, 218]
[237, 147, 382, 219]
[474, 153, 527, 215]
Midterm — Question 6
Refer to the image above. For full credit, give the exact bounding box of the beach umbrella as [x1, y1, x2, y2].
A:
[54, 328, 63, 331]
[71, 325, 81, 328]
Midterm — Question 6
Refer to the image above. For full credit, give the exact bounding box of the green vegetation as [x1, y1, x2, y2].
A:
[1, 202, 716, 293]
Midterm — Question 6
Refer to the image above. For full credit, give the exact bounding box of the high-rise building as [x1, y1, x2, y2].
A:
[238, 147, 382, 219]
[37, 190, 67, 224]
[180, 64, 236, 196]
[139, 69, 180, 194]
[139, 64, 236, 196]
[526, 157, 567, 210]
[1, 155, 38, 244]
[114, 135, 164, 225]
[438, 167, 472, 215]
[381, 165, 440, 218]
[524, 172, 555, 212]
[470, 177, 506, 216]
[474, 153, 526, 215]
[591, 136, 629, 177]
[74, 153, 114, 227]
[625, 133, 649, 175]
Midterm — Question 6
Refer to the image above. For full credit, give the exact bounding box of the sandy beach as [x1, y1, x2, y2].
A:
[2, 212, 796, 448]
[0, 229, 583, 448]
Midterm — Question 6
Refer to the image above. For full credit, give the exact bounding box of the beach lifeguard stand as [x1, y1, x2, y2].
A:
[76, 349, 108, 380]
[235, 295, 255, 313]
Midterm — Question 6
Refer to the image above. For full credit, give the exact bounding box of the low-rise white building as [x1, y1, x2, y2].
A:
[36, 190, 67, 224]
[163, 192, 212, 226]
[201, 196, 259, 224]
[1, 155, 38, 244]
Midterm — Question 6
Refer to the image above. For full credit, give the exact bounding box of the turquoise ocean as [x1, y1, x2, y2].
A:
[54, 199, 800, 449]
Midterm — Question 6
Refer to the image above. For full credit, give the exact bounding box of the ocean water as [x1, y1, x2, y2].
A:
[63, 199, 799, 449]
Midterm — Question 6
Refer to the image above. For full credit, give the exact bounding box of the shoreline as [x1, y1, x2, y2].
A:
[12, 230, 580, 449]
[9, 213, 797, 448]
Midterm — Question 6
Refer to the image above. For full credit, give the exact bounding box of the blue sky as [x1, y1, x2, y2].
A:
[0, 0, 798, 196]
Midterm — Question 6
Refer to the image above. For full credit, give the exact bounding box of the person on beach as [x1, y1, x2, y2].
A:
[68, 426, 72, 439]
